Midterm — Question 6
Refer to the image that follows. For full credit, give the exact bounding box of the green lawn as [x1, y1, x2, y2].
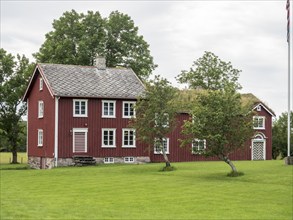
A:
[0, 160, 292, 220]
[0, 152, 28, 164]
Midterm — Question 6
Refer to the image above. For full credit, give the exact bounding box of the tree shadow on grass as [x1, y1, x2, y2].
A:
[0, 164, 30, 170]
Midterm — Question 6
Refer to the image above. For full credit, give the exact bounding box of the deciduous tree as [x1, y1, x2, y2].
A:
[131, 76, 177, 169]
[272, 111, 293, 159]
[0, 48, 34, 163]
[177, 51, 241, 90]
[180, 87, 254, 174]
[34, 10, 156, 79]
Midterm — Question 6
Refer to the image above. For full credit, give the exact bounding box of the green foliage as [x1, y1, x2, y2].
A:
[131, 76, 177, 167]
[272, 111, 293, 159]
[34, 10, 156, 79]
[177, 51, 242, 90]
[181, 86, 254, 172]
[0, 48, 34, 162]
[0, 161, 292, 219]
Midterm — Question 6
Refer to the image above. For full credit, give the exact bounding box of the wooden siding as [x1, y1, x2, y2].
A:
[57, 98, 149, 159]
[150, 108, 273, 163]
[26, 73, 273, 163]
[27, 69, 55, 158]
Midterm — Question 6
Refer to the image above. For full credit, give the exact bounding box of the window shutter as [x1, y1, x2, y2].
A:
[74, 132, 86, 152]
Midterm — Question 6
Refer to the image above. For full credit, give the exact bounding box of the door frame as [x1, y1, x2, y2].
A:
[251, 133, 266, 160]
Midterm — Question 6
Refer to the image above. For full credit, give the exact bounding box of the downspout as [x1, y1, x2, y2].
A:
[54, 96, 60, 167]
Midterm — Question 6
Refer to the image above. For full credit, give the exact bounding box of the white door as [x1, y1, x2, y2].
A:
[252, 140, 266, 160]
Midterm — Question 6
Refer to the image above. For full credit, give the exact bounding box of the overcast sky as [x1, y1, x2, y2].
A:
[1, 0, 292, 118]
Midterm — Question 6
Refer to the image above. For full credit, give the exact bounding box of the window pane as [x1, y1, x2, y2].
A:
[81, 102, 86, 114]
[104, 103, 109, 115]
[75, 102, 80, 114]
[109, 103, 114, 115]
[124, 103, 129, 116]
[103, 130, 108, 145]
[129, 103, 134, 116]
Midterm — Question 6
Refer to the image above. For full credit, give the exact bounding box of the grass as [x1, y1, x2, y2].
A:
[0, 160, 292, 220]
[0, 152, 28, 164]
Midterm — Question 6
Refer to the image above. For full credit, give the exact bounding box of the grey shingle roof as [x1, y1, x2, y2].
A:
[38, 63, 145, 99]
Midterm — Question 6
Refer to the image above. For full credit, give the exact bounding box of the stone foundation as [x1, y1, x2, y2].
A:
[29, 156, 150, 169]
[94, 156, 150, 164]
[28, 157, 55, 169]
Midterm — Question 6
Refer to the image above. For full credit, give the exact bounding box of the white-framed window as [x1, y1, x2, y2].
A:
[104, 157, 114, 164]
[39, 78, 43, 91]
[155, 113, 169, 127]
[253, 116, 265, 129]
[192, 139, 206, 154]
[122, 129, 136, 148]
[73, 99, 88, 117]
[154, 138, 169, 154]
[102, 100, 116, 118]
[124, 157, 135, 163]
[102, 129, 116, 148]
[38, 101, 44, 118]
[73, 128, 88, 153]
[37, 129, 43, 147]
[123, 101, 136, 118]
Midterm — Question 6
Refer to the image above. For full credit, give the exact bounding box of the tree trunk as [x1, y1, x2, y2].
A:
[11, 149, 18, 164]
[223, 156, 237, 173]
[161, 139, 171, 167]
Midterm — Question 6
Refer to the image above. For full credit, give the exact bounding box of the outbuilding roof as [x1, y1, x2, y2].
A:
[23, 63, 145, 100]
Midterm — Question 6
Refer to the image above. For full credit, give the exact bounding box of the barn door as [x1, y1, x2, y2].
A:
[252, 134, 266, 160]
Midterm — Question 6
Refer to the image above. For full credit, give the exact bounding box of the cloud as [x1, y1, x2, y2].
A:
[0, 0, 291, 117]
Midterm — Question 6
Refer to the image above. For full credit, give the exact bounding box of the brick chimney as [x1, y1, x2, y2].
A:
[94, 55, 106, 70]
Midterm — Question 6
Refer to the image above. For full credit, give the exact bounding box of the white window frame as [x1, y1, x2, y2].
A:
[154, 138, 170, 154]
[38, 101, 44, 118]
[102, 128, 116, 148]
[192, 139, 206, 154]
[102, 100, 116, 118]
[122, 129, 136, 148]
[155, 113, 169, 128]
[38, 129, 43, 147]
[39, 78, 43, 91]
[253, 116, 265, 130]
[72, 128, 88, 153]
[104, 157, 114, 164]
[73, 99, 88, 117]
[123, 101, 136, 118]
[124, 157, 135, 163]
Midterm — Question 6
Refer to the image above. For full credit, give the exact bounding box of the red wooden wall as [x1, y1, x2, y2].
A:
[57, 98, 149, 159]
[27, 70, 55, 158]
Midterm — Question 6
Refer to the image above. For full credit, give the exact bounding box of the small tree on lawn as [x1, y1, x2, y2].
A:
[180, 86, 254, 175]
[131, 76, 177, 169]
[178, 51, 254, 175]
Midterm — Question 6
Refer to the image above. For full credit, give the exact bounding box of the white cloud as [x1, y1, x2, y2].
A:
[0, 0, 291, 117]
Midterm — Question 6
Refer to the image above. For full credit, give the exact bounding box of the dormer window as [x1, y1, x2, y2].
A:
[256, 105, 261, 111]
[39, 78, 43, 91]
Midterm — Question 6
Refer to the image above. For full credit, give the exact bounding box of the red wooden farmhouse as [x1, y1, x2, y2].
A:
[23, 57, 275, 169]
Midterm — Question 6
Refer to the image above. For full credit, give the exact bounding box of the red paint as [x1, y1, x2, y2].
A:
[24, 66, 274, 163]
